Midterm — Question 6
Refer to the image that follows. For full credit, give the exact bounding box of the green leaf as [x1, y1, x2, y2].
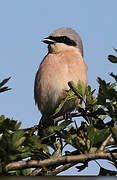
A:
[42, 120, 72, 141]
[110, 72, 117, 82]
[109, 82, 117, 89]
[26, 135, 49, 154]
[108, 55, 117, 63]
[77, 80, 86, 99]
[21, 168, 31, 176]
[55, 80, 86, 115]
[58, 130, 77, 146]
[97, 77, 117, 104]
[56, 128, 85, 151]
[85, 85, 97, 109]
[97, 77, 107, 94]
[15, 122, 22, 130]
[87, 125, 109, 148]
[51, 140, 62, 157]
[0, 77, 11, 93]
[68, 81, 85, 100]
[8, 170, 20, 176]
[54, 89, 75, 115]
[111, 123, 117, 141]
[0, 87, 11, 93]
[0, 116, 21, 133]
[0, 77, 11, 88]
[55, 120, 72, 132]
[0, 115, 5, 124]
[12, 131, 26, 149]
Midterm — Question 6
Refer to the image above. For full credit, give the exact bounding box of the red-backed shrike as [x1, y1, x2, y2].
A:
[34, 27, 88, 124]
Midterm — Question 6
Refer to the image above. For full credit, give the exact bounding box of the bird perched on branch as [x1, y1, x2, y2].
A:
[34, 27, 88, 126]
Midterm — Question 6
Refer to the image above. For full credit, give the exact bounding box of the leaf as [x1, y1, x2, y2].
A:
[12, 130, 26, 149]
[108, 55, 117, 63]
[55, 120, 72, 132]
[93, 108, 106, 116]
[21, 168, 31, 176]
[109, 82, 117, 89]
[0, 116, 21, 133]
[41, 120, 72, 143]
[54, 89, 75, 115]
[0, 115, 5, 124]
[87, 125, 109, 148]
[97, 77, 117, 104]
[0, 77, 11, 93]
[110, 72, 117, 82]
[51, 140, 62, 157]
[0, 87, 11, 93]
[68, 81, 85, 100]
[8, 170, 20, 176]
[0, 77, 11, 88]
[15, 122, 22, 130]
[77, 80, 86, 99]
[57, 129, 83, 150]
[85, 85, 97, 109]
[26, 135, 49, 155]
[97, 77, 107, 95]
[111, 123, 117, 140]
[99, 167, 117, 176]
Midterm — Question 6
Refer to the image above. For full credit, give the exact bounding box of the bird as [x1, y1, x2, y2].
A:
[34, 27, 88, 127]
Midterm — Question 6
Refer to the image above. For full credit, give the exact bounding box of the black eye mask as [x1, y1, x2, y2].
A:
[48, 36, 77, 47]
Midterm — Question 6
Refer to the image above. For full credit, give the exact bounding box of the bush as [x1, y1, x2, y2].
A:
[0, 50, 117, 176]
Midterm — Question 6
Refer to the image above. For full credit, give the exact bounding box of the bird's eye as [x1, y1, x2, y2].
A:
[62, 36, 67, 41]
[50, 36, 77, 47]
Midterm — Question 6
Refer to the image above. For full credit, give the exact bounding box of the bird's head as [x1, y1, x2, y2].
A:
[42, 27, 83, 56]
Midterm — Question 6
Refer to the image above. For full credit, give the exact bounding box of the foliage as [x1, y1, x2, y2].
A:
[0, 77, 11, 93]
[0, 50, 117, 176]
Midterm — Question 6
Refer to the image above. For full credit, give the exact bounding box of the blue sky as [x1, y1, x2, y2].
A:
[0, 0, 117, 175]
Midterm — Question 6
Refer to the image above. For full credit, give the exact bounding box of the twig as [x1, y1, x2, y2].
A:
[53, 110, 107, 124]
[53, 112, 82, 124]
[99, 134, 112, 151]
[31, 110, 107, 129]
[30, 168, 42, 176]
[5, 152, 117, 172]
[53, 114, 64, 123]
[30, 163, 77, 176]
[44, 163, 76, 176]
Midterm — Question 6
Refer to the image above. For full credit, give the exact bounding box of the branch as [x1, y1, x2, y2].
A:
[30, 168, 42, 176]
[5, 152, 117, 172]
[99, 134, 113, 151]
[30, 163, 75, 176]
[53, 112, 82, 124]
[45, 163, 76, 176]
[30, 163, 76, 176]
[53, 110, 107, 124]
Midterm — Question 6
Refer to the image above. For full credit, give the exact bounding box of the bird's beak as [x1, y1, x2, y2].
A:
[42, 37, 56, 44]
